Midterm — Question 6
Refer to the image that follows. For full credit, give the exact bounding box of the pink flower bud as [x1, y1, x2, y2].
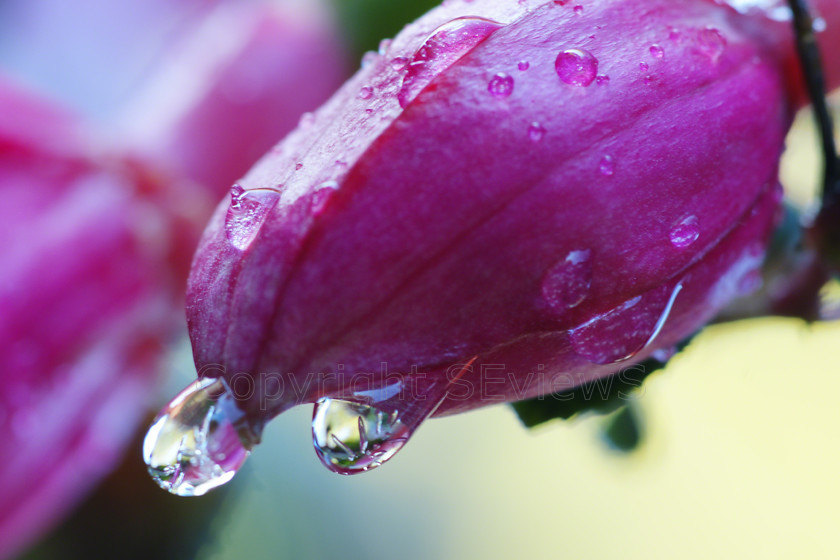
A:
[0, 79, 178, 558]
[181, 0, 840, 476]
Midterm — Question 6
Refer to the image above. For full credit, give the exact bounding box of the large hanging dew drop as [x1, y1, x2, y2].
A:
[143, 377, 255, 497]
[312, 398, 409, 474]
[398, 16, 504, 108]
[312, 368, 468, 474]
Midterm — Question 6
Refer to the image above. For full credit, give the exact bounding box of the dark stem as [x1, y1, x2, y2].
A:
[787, 0, 840, 203]
[788, 0, 840, 274]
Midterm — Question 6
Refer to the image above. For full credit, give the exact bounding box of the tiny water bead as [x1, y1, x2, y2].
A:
[359, 86, 374, 100]
[528, 122, 547, 142]
[488, 73, 514, 98]
[518, 60, 530, 71]
[555, 48, 598, 87]
[542, 249, 593, 312]
[361, 50, 378, 69]
[695, 27, 727, 63]
[599, 155, 615, 176]
[225, 185, 279, 251]
[391, 56, 409, 71]
[573, 5, 584, 15]
[649, 44, 664, 59]
[595, 75, 610, 85]
[143, 377, 256, 497]
[639, 62, 649, 72]
[398, 16, 504, 108]
[669, 215, 700, 249]
[378, 38, 392, 55]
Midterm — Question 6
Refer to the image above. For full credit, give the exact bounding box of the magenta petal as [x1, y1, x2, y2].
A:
[187, 0, 837, 423]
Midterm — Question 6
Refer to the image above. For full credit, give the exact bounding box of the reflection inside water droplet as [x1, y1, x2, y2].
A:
[312, 365, 470, 474]
[143, 377, 257, 497]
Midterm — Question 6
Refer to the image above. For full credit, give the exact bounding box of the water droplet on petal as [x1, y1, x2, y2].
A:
[599, 155, 615, 176]
[378, 38, 393, 55]
[573, 5, 584, 15]
[225, 185, 279, 251]
[542, 249, 593, 312]
[668, 28, 682, 42]
[595, 74, 610, 85]
[398, 17, 504, 108]
[299, 112, 315, 129]
[555, 48, 599, 87]
[143, 377, 256, 497]
[312, 367, 468, 474]
[639, 62, 649, 72]
[359, 86, 374, 100]
[669, 215, 700, 249]
[390, 56, 409, 71]
[695, 27, 727, 63]
[553, 0, 569, 5]
[570, 280, 684, 365]
[361, 50, 378, 69]
[488, 73, 514, 98]
[528, 122, 547, 142]
[518, 60, 530, 71]
[649, 44, 664, 59]
[295, 162, 303, 171]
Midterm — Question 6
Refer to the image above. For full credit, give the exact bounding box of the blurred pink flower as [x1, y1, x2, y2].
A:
[120, 0, 348, 198]
[0, 77, 176, 558]
[185, 0, 840, 435]
[0, 0, 349, 554]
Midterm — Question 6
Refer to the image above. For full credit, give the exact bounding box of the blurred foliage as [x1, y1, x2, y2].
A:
[599, 403, 643, 452]
[330, 0, 440, 58]
[511, 337, 694, 428]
